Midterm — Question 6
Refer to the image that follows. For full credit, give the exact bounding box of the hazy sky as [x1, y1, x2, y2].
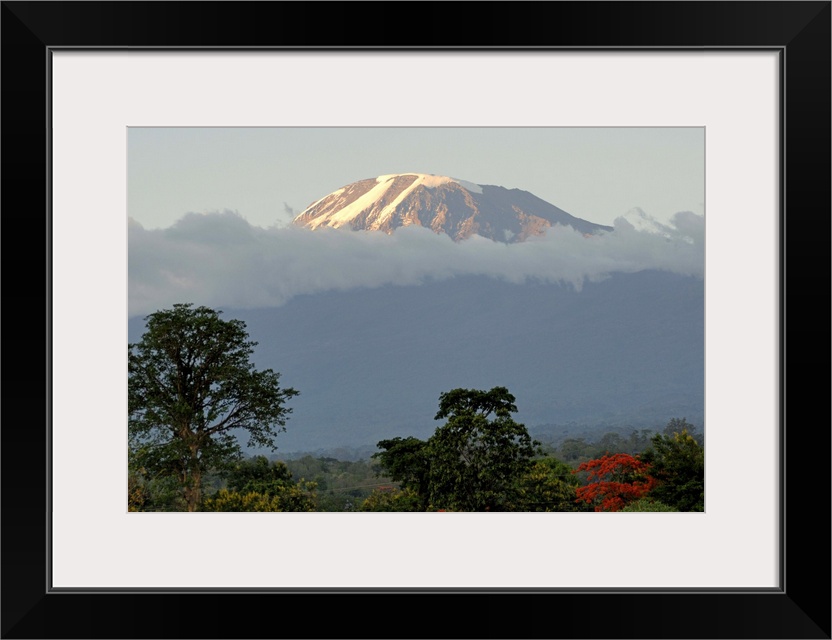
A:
[127, 127, 705, 318]
[128, 127, 704, 229]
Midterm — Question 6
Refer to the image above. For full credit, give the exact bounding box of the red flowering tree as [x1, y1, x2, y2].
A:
[574, 453, 656, 512]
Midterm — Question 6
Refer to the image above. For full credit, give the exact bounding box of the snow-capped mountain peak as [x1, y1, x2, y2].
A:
[293, 173, 612, 242]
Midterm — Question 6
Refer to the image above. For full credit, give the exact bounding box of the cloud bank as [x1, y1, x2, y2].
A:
[128, 210, 704, 318]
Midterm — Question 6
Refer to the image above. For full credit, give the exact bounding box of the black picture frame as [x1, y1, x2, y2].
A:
[2, 2, 829, 638]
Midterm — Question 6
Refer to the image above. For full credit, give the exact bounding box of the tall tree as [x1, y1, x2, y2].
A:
[427, 387, 540, 511]
[128, 303, 299, 511]
[372, 436, 431, 509]
[641, 428, 704, 511]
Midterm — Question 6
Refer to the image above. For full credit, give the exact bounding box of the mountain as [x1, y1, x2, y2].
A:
[128, 270, 704, 455]
[292, 173, 613, 242]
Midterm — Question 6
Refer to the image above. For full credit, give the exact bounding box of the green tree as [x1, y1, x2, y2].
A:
[516, 457, 583, 512]
[371, 437, 431, 509]
[223, 455, 296, 495]
[202, 484, 317, 512]
[128, 427, 189, 511]
[426, 387, 541, 511]
[128, 303, 299, 511]
[641, 427, 704, 511]
[359, 486, 422, 512]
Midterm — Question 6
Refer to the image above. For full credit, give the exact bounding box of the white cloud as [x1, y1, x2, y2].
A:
[128, 210, 704, 318]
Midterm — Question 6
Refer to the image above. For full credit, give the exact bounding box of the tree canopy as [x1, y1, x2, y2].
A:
[127, 313, 704, 515]
[128, 303, 299, 511]
[516, 457, 583, 512]
[428, 386, 540, 511]
[641, 429, 704, 511]
[223, 455, 296, 495]
[372, 437, 431, 510]
[373, 386, 542, 511]
[574, 453, 656, 512]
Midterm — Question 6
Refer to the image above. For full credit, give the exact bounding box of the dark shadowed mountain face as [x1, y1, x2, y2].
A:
[292, 173, 613, 242]
[128, 270, 704, 455]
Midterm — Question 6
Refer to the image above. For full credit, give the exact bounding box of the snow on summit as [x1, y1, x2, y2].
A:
[329, 174, 456, 229]
[293, 173, 613, 243]
[376, 173, 461, 189]
[299, 174, 474, 230]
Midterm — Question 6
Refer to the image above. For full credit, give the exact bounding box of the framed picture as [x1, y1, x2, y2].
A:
[3, 2, 829, 638]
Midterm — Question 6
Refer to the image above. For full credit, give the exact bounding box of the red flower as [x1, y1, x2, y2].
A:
[575, 454, 656, 512]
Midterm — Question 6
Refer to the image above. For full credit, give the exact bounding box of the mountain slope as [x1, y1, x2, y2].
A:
[293, 173, 613, 242]
[128, 270, 704, 454]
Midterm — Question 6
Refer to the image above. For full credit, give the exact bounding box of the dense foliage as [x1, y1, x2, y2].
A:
[202, 484, 317, 512]
[370, 387, 552, 511]
[516, 457, 583, 512]
[370, 437, 431, 510]
[640, 429, 704, 511]
[282, 455, 391, 511]
[127, 307, 704, 513]
[128, 304, 299, 511]
[359, 486, 423, 512]
[427, 387, 541, 511]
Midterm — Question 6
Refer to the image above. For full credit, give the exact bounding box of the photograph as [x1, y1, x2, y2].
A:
[2, 1, 829, 638]
[127, 126, 706, 514]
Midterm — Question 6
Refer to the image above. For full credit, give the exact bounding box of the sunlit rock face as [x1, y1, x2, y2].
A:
[293, 173, 612, 242]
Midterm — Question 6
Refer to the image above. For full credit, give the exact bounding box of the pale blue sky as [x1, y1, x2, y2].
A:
[128, 127, 704, 230]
